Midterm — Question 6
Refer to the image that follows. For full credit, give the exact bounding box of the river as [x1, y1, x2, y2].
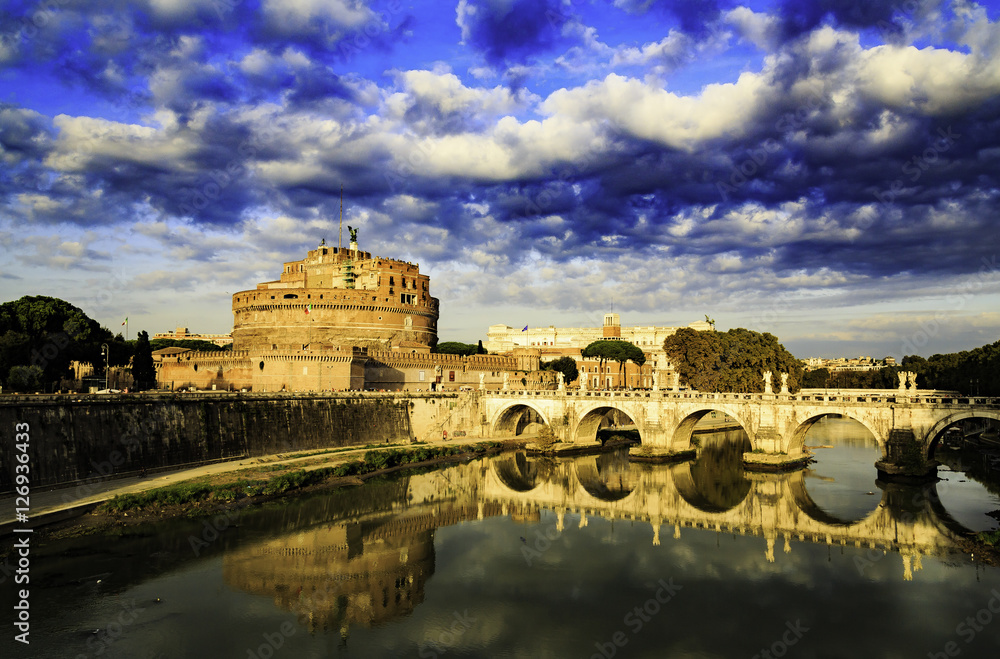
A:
[5, 417, 1000, 658]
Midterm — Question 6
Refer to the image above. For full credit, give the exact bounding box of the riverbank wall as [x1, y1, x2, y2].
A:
[0, 392, 475, 493]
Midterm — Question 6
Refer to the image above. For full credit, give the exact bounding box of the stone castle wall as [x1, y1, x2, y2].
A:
[158, 348, 545, 393]
[232, 289, 438, 351]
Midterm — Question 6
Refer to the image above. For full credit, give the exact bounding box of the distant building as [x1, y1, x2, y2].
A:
[486, 313, 712, 390]
[153, 327, 233, 347]
[486, 314, 712, 352]
[802, 355, 893, 372]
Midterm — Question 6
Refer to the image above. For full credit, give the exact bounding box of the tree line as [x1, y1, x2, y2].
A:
[804, 340, 1000, 396]
[0, 295, 156, 392]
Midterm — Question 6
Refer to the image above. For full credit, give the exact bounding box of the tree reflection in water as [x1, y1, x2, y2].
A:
[687, 429, 752, 512]
[577, 448, 637, 501]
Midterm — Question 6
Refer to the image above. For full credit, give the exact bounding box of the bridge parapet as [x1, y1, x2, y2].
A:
[483, 388, 1000, 407]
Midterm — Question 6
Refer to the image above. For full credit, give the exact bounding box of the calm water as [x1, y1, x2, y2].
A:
[5, 419, 1000, 659]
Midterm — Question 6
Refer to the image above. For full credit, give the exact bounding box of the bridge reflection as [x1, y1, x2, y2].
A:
[480, 450, 986, 580]
[221, 450, 989, 636]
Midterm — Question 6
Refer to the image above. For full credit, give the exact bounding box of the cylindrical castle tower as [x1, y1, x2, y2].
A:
[231, 240, 439, 351]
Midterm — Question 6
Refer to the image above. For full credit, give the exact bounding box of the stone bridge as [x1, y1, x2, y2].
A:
[476, 390, 1000, 479]
[479, 453, 981, 580]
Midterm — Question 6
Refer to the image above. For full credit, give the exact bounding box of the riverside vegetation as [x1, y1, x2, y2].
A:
[92, 441, 517, 522]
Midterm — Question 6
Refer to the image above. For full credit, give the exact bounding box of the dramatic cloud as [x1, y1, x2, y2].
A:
[0, 0, 998, 357]
[457, 0, 571, 67]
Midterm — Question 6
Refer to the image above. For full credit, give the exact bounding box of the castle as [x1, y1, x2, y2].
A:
[157, 234, 541, 392]
[232, 235, 438, 352]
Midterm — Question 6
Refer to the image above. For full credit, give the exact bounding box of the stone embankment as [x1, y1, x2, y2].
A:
[0, 391, 479, 493]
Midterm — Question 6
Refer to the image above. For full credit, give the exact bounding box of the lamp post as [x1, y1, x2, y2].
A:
[101, 343, 109, 391]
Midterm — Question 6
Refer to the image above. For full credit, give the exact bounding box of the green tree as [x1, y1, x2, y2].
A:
[612, 342, 645, 388]
[544, 356, 579, 384]
[6, 365, 44, 392]
[131, 331, 156, 391]
[0, 295, 111, 391]
[802, 368, 830, 388]
[435, 341, 479, 356]
[581, 340, 645, 389]
[663, 327, 802, 393]
[476, 340, 487, 355]
[582, 340, 617, 387]
[896, 340, 1000, 396]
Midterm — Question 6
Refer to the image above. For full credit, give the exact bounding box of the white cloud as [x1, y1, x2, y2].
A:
[261, 0, 374, 30]
[390, 69, 530, 118]
[724, 6, 781, 51]
[857, 43, 1000, 114]
[45, 115, 200, 172]
[543, 72, 769, 150]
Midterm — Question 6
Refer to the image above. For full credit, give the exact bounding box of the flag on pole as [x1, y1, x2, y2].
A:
[305, 304, 312, 314]
[521, 325, 528, 332]
[122, 317, 128, 326]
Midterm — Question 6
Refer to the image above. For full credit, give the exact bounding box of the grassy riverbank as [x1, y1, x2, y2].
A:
[98, 440, 515, 516]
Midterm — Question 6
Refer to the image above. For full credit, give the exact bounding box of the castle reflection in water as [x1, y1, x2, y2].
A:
[222, 439, 985, 636]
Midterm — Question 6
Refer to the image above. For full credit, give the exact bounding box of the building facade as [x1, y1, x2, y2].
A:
[486, 314, 712, 352]
[486, 313, 710, 390]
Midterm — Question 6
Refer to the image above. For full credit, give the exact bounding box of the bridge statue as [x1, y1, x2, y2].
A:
[579, 374, 588, 392]
[503, 372, 510, 391]
[557, 372, 565, 392]
[763, 371, 773, 395]
[780, 372, 789, 395]
[898, 371, 907, 392]
[479, 373, 485, 391]
[907, 371, 917, 393]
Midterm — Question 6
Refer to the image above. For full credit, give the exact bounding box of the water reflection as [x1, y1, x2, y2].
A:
[15, 446, 1000, 659]
[683, 428, 752, 512]
[800, 416, 882, 522]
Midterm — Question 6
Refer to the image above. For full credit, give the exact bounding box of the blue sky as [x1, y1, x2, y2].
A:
[2, 0, 1000, 359]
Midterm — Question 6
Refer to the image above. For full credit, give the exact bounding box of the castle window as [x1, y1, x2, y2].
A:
[259, 361, 264, 371]
[283, 293, 298, 299]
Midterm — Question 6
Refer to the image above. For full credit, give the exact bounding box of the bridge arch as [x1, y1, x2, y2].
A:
[786, 472, 885, 527]
[491, 453, 553, 492]
[786, 411, 884, 457]
[671, 405, 748, 449]
[573, 453, 638, 502]
[574, 402, 642, 445]
[923, 411, 1000, 457]
[671, 458, 751, 514]
[491, 402, 552, 437]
